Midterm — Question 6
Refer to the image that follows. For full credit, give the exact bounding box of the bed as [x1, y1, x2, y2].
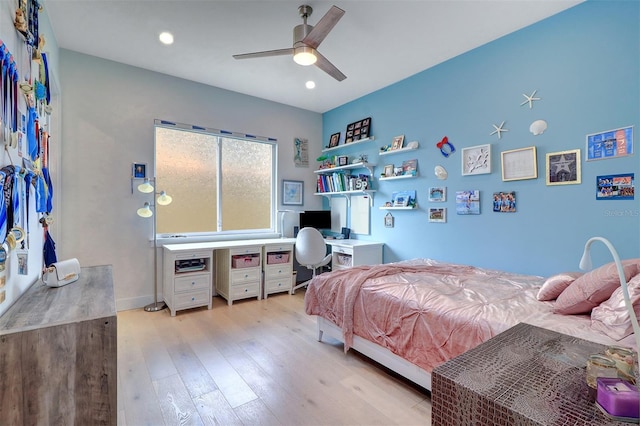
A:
[304, 258, 639, 391]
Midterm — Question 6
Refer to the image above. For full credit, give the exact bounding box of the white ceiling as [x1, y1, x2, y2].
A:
[44, 0, 582, 113]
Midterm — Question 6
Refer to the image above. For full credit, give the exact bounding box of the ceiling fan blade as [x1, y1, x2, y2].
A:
[233, 48, 294, 60]
[302, 5, 345, 49]
[314, 50, 346, 81]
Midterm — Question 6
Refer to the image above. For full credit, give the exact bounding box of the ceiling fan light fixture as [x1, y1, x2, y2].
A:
[293, 46, 317, 66]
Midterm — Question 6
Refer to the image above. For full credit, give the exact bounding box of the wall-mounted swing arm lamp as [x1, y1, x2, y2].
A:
[580, 237, 640, 387]
[132, 173, 173, 312]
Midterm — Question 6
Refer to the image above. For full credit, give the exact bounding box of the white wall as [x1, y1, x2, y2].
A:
[58, 50, 322, 310]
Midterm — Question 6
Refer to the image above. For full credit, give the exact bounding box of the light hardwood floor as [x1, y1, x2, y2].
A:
[117, 290, 432, 425]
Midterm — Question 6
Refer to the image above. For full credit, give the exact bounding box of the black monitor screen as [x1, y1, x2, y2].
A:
[299, 210, 331, 230]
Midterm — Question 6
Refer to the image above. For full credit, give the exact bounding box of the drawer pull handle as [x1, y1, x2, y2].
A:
[244, 289, 248, 292]
[191, 281, 195, 285]
[244, 274, 248, 278]
[191, 297, 195, 301]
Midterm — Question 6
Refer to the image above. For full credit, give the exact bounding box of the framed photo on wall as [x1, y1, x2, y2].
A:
[428, 186, 446, 202]
[132, 162, 147, 179]
[428, 208, 446, 223]
[546, 149, 581, 185]
[282, 180, 304, 205]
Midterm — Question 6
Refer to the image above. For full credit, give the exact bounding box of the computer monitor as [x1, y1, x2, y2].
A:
[299, 210, 331, 231]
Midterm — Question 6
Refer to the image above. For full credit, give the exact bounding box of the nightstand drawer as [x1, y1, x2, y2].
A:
[230, 282, 260, 299]
[264, 264, 292, 280]
[231, 268, 260, 284]
[174, 289, 210, 309]
[174, 274, 210, 293]
[265, 278, 290, 293]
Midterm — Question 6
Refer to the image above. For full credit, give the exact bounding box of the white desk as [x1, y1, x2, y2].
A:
[161, 238, 383, 314]
[162, 238, 296, 314]
[324, 239, 384, 271]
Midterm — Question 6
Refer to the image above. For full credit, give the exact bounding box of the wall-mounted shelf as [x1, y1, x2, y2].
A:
[379, 145, 418, 156]
[379, 205, 418, 210]
[315, 189, 376, 207]
[322, 137, 375, 153]
[315, 162, 375, 176]
[379, 173, 419, 181]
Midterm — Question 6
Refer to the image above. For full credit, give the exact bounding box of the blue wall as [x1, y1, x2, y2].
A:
[322, 1, 639, 277]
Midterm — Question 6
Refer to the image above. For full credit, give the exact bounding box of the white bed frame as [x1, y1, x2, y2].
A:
[316, 316, 433, 391]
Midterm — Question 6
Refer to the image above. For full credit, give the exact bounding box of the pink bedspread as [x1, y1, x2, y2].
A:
[304, 259, 622, 373]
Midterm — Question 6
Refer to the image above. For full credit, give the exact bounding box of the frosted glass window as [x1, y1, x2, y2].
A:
[155, 125, 275, 235]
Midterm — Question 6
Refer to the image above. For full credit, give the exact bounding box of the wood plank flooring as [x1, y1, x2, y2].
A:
[117, 290, 432, 425]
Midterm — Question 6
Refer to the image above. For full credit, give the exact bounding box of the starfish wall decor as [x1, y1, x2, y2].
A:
[490, 121, 508, 139]
[521, 90, 541, 109]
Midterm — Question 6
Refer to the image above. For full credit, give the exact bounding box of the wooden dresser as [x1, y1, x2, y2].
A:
[0, 265, 117, 425]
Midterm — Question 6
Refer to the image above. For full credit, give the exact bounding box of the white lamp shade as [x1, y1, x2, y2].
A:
[137, 178, 154, 193]
[293, 46, 317, 66]
[137, 202, 153, 218]
[156, 191, 173, 206]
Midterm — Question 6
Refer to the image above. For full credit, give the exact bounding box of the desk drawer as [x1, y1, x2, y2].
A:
[174, 274, 210, 293]
[264, 243, 293, 253]
[231, 268, 261, 284]
[264, 264, 292, 280]
[173, 250, 212, 261]
[230, 282, 260, 299]
[230, 246, 261, 256]
[174, 289, 210, 309]
[331, 246, 353, 255]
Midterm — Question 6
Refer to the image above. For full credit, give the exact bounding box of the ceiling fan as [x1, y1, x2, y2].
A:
[233, 5, 346, 81]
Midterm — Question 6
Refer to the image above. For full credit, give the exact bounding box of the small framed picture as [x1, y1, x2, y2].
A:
[429, 208, 447, 223]
[132, 162, 147, 179]
[428, 186, 446, 202]
[391, 135, 405, 150]
[337, 156, 349, 166]
[493, 191, 517, 212]
[546, 149, 581, 185]
[384, 213, 394, 228]
[282, 179, 304, 205]
[501, 146, 538, 181]
[329, 132, 340, 148]
[461, 144, 491, 176]
[456, 190, 480, 215]
[596, 173, 634, 200]
[383, 164, 394, 177]
[402, 159, 417, 176]
[345, 117, 372, 142]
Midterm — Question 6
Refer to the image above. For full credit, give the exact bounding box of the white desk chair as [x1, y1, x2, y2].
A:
[291, 227, 331, 294]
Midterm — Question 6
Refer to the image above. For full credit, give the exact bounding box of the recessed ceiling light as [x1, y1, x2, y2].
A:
[159, 32, 174, 45]
[305, 81, 316, 89]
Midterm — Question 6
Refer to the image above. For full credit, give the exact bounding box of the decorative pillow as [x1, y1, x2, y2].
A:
[553, 259, 640, 315]
[591, 274, 640, 340]
[537, 272, 583, 301]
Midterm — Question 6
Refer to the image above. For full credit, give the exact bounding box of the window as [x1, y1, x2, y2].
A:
[155, 121, 276, 236]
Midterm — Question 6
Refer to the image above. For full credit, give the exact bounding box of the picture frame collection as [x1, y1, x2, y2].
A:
[325, 117, 633, 227]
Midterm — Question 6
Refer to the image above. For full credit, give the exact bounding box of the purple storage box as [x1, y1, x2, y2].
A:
[596, 377, 640, 419]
